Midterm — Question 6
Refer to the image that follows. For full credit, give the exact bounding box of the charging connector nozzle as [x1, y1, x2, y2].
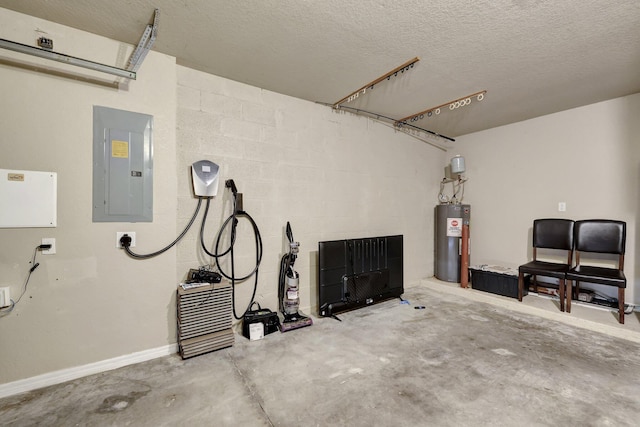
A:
[225, 179, 238, 195]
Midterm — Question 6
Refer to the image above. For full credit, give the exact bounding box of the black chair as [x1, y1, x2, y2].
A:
[518, 219, 575, 312]
[566, 220, 626, 324]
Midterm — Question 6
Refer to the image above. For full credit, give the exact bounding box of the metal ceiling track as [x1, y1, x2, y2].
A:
[396, 90, 487, 125]
[0, 8, 160, 80]
[0, 38, 136, 79]
[318, 101, 454, 145]
[332, 57, 420, 108]
[126, 9, 160, 72]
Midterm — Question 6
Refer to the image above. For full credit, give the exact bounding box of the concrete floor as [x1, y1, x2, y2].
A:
[2, 279, 640, 426]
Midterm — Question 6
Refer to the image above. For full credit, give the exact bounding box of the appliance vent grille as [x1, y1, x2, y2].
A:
[177, 282, 233, 359]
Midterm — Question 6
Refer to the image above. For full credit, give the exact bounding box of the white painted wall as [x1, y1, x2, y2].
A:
[0, 8, 445, 388]
[453, 93, 640, 303]
[0, 9, 177, 384]
[175, 66, 446, 318]
[4, 4, 636, 395]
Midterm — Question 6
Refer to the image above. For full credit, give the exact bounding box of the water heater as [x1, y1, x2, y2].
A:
[435, 204, 471, 283]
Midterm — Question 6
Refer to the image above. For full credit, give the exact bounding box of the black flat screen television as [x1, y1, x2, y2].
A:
[318, 235, 403, 317]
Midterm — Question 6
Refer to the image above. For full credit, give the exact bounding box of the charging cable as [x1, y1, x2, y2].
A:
[200, 180, 263, 319]
[0, 244, 50, 317]
[120, 198, 203, 259]
[118, 176, 263, 320]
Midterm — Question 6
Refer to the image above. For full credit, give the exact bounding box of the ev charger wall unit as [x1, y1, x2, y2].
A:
[0, 169, 57, 228]
[191, 160, 220, 197]
[93, 106, 153, 223]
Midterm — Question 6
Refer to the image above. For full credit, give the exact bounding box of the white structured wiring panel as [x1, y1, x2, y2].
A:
[0, 169, 57, 228]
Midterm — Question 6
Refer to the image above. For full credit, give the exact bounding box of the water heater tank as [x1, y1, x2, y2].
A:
[435, 204, 471, 282]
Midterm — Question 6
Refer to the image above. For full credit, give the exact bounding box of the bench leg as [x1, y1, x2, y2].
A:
[518, 272, 524, 301]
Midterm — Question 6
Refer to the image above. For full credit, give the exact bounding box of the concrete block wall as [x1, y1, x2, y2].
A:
[175, 66, 447, 318]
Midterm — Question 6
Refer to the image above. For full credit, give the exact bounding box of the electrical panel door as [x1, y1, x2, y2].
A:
[93, 106, 153, 222]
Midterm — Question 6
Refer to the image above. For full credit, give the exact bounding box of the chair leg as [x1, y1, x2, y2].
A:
[558, 279, 565, 312]
[618, 287, 625, 324]
[566, 280, 571, 313]
[533, 275, 537, 294]
[518, 272, 524, 302]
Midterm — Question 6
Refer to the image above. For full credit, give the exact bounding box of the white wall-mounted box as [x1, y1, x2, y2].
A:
[0, 169, 57, 228]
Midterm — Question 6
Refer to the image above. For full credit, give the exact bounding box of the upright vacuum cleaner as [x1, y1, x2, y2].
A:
[278, 222, 313, 332]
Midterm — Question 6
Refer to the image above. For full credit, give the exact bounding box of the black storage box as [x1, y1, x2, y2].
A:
[242, 303, 280, 340]
[469, 268, 529, 299]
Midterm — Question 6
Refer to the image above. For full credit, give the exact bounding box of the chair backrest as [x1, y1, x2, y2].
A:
[533, 219, 574, 250]
[574, 220, 626, 255]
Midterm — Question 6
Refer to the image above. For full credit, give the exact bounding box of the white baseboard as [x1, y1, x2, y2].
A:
[0, 344, 178, 399]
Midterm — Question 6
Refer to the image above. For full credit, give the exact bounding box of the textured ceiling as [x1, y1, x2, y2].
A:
[1, 0, 639, 140]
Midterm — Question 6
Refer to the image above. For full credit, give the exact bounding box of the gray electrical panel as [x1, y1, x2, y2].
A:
[93, 106, 153, 222]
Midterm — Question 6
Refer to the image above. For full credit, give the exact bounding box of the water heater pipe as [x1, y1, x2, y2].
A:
[460, 224, 469, 288]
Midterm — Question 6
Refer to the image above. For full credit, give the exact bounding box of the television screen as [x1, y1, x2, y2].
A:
[318, 235, 403, 317]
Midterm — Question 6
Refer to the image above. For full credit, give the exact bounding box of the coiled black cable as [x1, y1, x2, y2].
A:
[123, 198, 202, 259]
[120, 182, 262, 320]
[199, 197, 234, 259]
[200, 193, 263, 320]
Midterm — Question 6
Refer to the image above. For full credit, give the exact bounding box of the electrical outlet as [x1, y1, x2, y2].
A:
[0, 287, 10, 308]
[558, 202, 566, 212]
[116, 232, 136, 248]
[41, 238, 56, 254]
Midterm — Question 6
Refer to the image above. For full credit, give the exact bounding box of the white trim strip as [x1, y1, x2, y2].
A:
[0, 344, 177, 399]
